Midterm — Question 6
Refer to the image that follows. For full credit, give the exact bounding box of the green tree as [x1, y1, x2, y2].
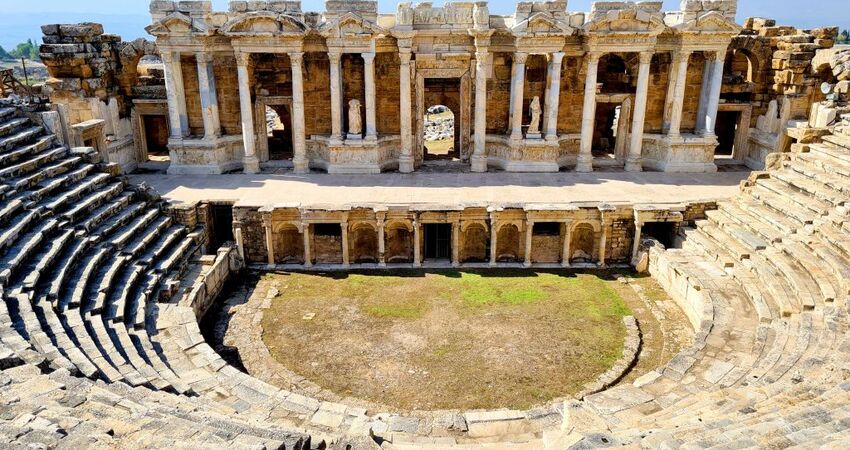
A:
[840, 29, 850, 44]
[10, 39, 40, 61]
[0, 45, 11, 60]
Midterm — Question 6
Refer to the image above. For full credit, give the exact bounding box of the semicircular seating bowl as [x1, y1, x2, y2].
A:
[0, 99, 849, 449]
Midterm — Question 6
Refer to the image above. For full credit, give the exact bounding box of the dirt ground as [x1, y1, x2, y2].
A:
[252, 269, 689, 411]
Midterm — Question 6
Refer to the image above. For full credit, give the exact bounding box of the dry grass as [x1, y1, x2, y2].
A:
[258, 269, 665, 411]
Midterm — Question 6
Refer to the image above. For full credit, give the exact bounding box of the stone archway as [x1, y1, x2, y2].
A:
[385, 223, 413, 263]
[274, 224, 304, 264]
[496, 224, 522, 262]
[461, 223, 488, 263]
[569, 223, 596, 263]
[350, 223, 378, 264]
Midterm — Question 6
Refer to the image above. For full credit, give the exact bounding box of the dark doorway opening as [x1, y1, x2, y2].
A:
[715, 110, 739, 158]
[266, 105, 293, 161]
[209, 204, 234, 252]
[143, 115, 169, 157]
[592, 103, 621, 159]
[642, 222, 678, 249]
[424, 224, 452, 261]
[533, 222, 561, 236]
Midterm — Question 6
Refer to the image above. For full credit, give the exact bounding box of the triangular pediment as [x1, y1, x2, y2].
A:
[677, 11, 742, 34]
[584, 8, 666, 35]
[512, 12, 574, 37]
[221, 12, 308, 36]
[145, 12, 208, 36]
[319, 12, 386, 38]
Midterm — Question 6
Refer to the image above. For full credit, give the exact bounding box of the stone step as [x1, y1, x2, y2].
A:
[123, 215, 172, 258]
[32, 296, 99, 379]
[44, 172, 111, 212]
[808, 241, 850, 296]
[0, 197, 23, 226]
[810, 142, 850, 168]
[0, 208, 39, 253]
[76, 191, 134, 232]
[89, 255, 128, 315]
[756, 177, 834, 216]
[0, 107, 16, 122]
[46, 236, 89, 304]
[740, 255, 797, 317]
[0, 218, 58, 285]
[0, 126, 44, 152]
[821, 134, 850, 155]
[106, 265, 143, 323]
[720, 201, 790, 242]
[105, 310, 172, 392]
[781, 240, 839, 303]
[760, 313, 814, 384]
[748, 188, 815, 227]
[63, 247, 108, 311]
[60, 181, 125, 223]
[127, 325, 194, 395]
[17, 228, 75, 291]
[0, 147, 69, 181]
[762, 248, 818, 311]
[109, 208, 161, 250]
[82, 309, 151, 388]
[796, 150, 850, 179]
[90, 201, 147, 241]
[19, 161, 92, 202]
[139, 225, 187, 267]
[0, 117, 28, 137]
[0, 135, 54, 168]
[695, 221, 753, 261]
[777, 164, 850, 204]
[61, 307, 124, 383]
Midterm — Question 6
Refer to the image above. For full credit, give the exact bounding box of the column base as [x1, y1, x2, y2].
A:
[625, 158, 643, 172]
[510, 132, 523, 141]
[523, 261, 532, 268]
[470, 154, 488, 173]
[293, 158, 309, 174]
[575, 154, 593, 173]
[399, 155, 415, 173]
[545, 134, 558, 143]
[243, 156, 260, 174]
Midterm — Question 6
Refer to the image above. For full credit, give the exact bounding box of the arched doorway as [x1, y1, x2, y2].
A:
[570, 224, 596, 264]
[496, 224, 522, 263]
[385, 223, 413, 263]
[350, 224, 378, 264]
[423, 104, 457, 161]
[461, 223, 489, 263]
[274, 225, 303, 264]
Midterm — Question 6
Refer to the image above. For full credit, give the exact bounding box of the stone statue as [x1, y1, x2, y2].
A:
[348, 99, 362, 138]
[528, 96, 542, 136]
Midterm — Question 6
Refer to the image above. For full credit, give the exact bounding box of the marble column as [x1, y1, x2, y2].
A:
[236, 51, 259, 173]
[631, 221, 643, 263]
[162, 51, 188, 138]
[363, 52, 377, 141]
[413, 218, 421, 268]
[489, 220, 498, 267]
[544, 52, 565, 142]
[452, 222, 460, 267]
[302, 223, 312, 268]
[263, 215, 275, 266]
[377, 215, 386, 267]
[703, 50, 726, 137]
[696, 54, 713, 134]
[561, 222, 571, 268]
[524, 221, 534, 268]
[341, 221, 350, 267]
[598, 219, 609, 268]
[509, 52, 527, 141]
[472, 49, 489, 172]
[626, 52, 653, 173]
[667, 51, 692, 138]
[577, 52, 601, 173]
[399, 50, 414, 173]
[289, 52, 308, 173]
[196, 52, 220, 139]
[328, 52, 343, 143]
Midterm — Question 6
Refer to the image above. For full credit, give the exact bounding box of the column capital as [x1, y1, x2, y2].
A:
[639, 51, 654, 65]
[549, 51, 565, 65]
[262, 215, 273, 228]
[362, 52, 376, 64]
[328, 51, 342, 64]
[475, 49, 489, 61]
[288, 51, 304, 65]
[195, 51, 213, 64]
[585, 51, 604, 63]
[161, 51, 176, 64]
[671, 50, 693, 63]
[235, 51, 251, 67]
[514, 52, 528, 64]
[707, 48, 727, 62]
[399, 51, 412, 65]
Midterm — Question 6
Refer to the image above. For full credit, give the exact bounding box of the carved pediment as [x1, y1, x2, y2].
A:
[584, 8, 666, 35]
[319, 12, 386, 39]
[512, 12, 573, 37]
[677, 11, 742, 34]
[221, 12, 308, 37]
[146, 12, 208, 36]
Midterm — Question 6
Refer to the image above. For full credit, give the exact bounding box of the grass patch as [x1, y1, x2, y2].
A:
[364, 303, 424, 319]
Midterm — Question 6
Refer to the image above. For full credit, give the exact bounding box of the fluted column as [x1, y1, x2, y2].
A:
[626, 52, 653, 173]
[363, 52, 377, 141]
[471, 48, 489, 172]
[696, 54, 713, 134]
[196, 52, 220, 139]
[399, 50, 414, 173]
[328, 52, 343, 143]
[577, 52, 601, 173]
[162, 51, 188, 138]
[509, 52, 527, 140]
[544, 52, 564, 142]
[703, 50, 726, 137]
[236, 51, 259, 173]
[667, 51, 692, 138]
[289, 52, 308, 173]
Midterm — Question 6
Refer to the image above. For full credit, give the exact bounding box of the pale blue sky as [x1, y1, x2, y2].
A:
[1, 0, 846, 49]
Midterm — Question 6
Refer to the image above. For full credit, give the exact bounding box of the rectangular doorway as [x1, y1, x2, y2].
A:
[715, 110, 739, 159]
[209, 204, 234, 253]
[424, 224, 452, 261]
[142, 115, 169, 158]
[422, 78, 461, 162]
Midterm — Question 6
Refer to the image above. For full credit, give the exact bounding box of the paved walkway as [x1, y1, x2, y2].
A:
[130, 171, 750, 207]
